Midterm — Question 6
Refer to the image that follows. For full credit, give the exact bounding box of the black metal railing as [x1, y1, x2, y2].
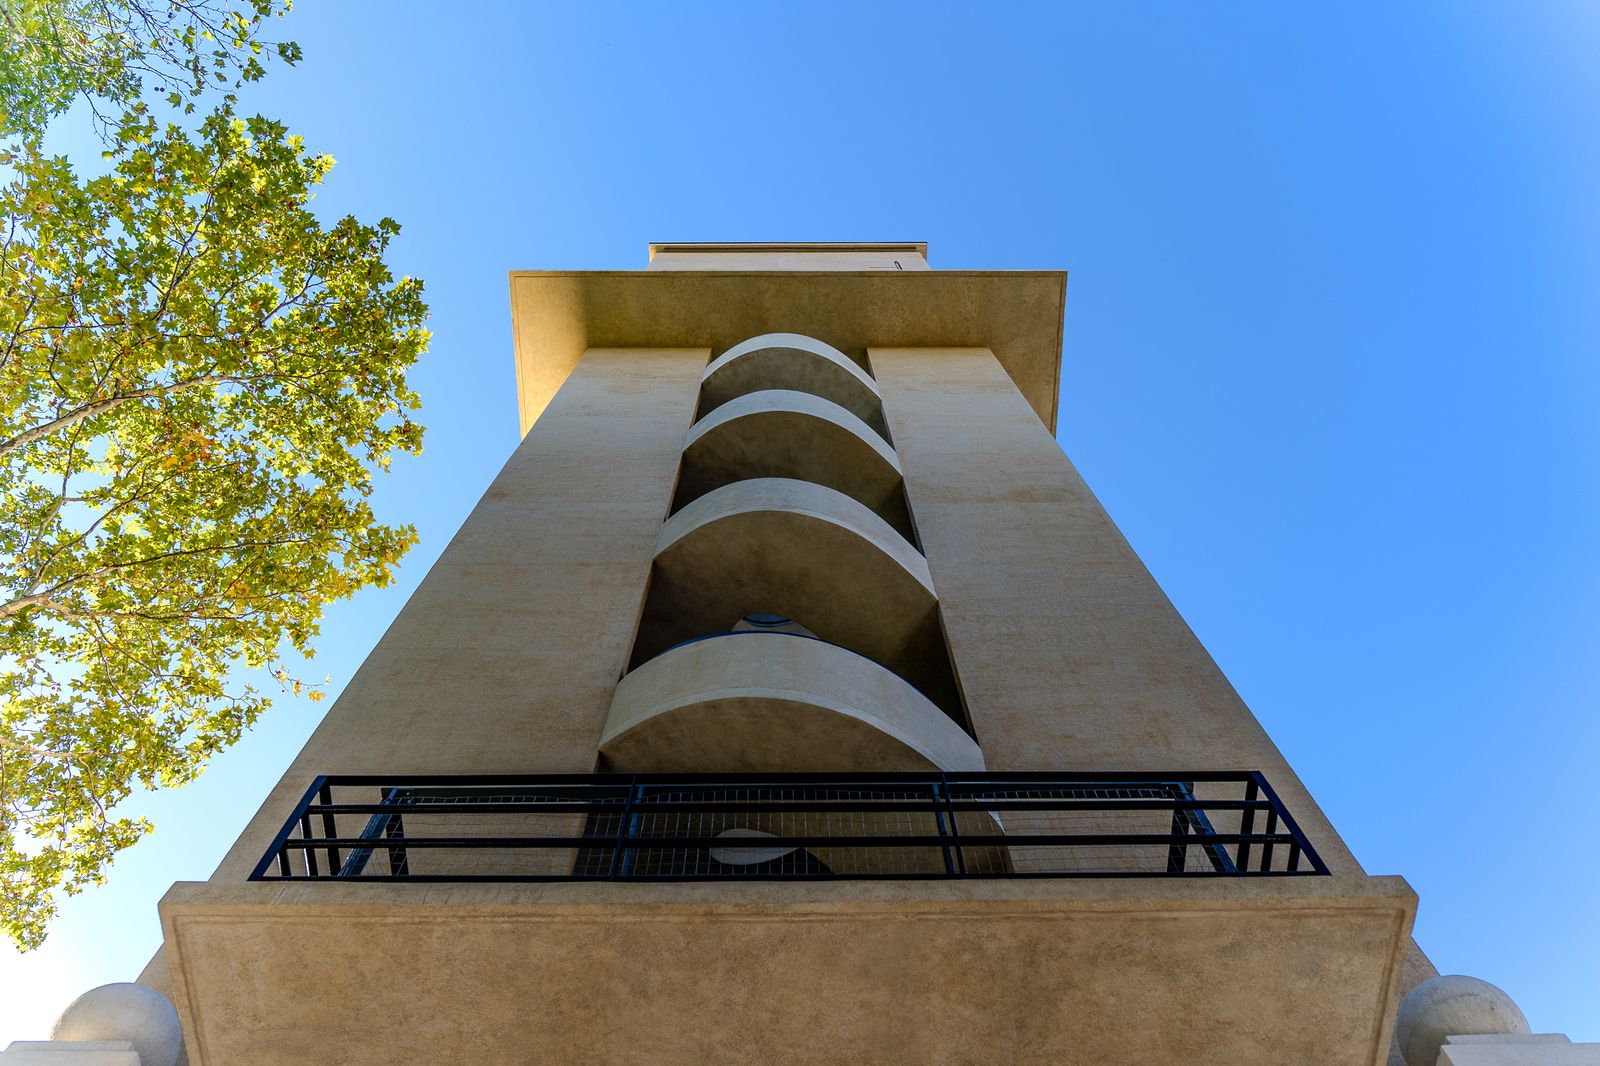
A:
[248, 770, 1329, 882]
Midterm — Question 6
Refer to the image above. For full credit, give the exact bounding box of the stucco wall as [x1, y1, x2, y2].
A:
[160, 876, 1414, 1066]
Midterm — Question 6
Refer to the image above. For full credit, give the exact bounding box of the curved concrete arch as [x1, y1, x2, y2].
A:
[674, 389, 914, 540]
[657, 476, 930, 588]
[603, 632, 985, 773]
[631, 478, 965, 720]
[699, 332, 887, 437]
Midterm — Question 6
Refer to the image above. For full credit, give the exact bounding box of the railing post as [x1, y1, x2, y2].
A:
[299, 812, 319, 877]
[939, 772, 967, 876]
[1166, 782, 1189, 874]
[318, 782, 341, 876]
[1237, 777, 1259, 871]
[608, 776, 640, 880]
[385, 787, 410, 877]
[932, 779, 956, 876]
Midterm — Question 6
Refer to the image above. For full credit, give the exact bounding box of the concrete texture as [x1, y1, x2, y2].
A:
[869, 346, 1364, 876]
[631, 477, 965, 719]
[673, 388, 915, 540]
[508, 270, 1065, 435]
[1396, 976, 1530, 1066]
[200, 347, 707, 883]
[601, 631, 985, 772]
[159, 876, 1416, 1066]
[698, 332, 889, 437]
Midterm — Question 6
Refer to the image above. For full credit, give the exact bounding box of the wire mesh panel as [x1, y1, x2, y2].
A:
[336, 785, 610, 878]
[945, 780, 1238, 875]
[623, 784, 951, 877]
[249, 772, 1328, 882]
[964, 783, 1186, 874]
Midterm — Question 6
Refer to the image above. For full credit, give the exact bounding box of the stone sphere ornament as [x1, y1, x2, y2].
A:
[52, 982, 183, 1066]
[1395, 974, 1530, 1066]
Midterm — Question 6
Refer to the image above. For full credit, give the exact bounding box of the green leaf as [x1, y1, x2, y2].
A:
[0, 0, 427, 952]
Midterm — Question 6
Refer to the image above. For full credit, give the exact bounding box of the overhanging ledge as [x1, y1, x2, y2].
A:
[159, 875, 1415, 1066]
[508, 270, 1067, 435]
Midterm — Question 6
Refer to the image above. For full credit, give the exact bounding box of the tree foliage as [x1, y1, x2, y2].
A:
[0, 0, 428, 949]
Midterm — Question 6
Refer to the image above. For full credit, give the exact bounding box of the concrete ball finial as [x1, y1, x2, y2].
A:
[51, 982, 183, 1066]
[1395, 975, 1530, 1066]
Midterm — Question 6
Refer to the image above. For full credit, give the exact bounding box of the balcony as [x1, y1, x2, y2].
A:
[248, 770, 1330, 883]
[630, 477, 965, 719]
[603, 632, 984, 773]
[159, 767, 1413, 1066]
[697, 332, 888, 437]
[672, 388, 915, 541]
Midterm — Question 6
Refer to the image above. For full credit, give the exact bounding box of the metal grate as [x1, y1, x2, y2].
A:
[248, 771, 1329, 882]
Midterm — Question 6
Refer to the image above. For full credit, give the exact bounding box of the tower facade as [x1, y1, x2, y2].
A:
[150, 243, 1423, 1065]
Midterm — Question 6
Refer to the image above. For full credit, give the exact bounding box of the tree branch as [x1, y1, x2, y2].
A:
[0, 372, 239, 458]
[0, 733, 82, 766]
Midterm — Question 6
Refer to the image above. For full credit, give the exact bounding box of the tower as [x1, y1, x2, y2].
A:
[131, 243, 1433, 1063]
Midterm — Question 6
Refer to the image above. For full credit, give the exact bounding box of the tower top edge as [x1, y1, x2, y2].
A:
[648, 242, 929, 258]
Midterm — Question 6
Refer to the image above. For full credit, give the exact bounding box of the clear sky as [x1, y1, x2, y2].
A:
[3, 0, 1598, 1045]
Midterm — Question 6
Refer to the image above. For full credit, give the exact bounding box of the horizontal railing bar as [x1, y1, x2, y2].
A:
[306, 770, 1273, 787]
[945, 799, 1270, 810]
[256, 868, 1323, 882]
[300, 797, 1277, 816]
[280, 832, 1305, 850]
[307, 802, 622, 815]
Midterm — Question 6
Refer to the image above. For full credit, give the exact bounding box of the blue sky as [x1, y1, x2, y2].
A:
[4, 0, 1598, 1044]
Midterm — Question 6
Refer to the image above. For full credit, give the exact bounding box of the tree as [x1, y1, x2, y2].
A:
[0, 0, 429, 949]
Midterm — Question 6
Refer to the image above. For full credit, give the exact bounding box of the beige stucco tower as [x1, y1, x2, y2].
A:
[142, 243, 1441, 1065]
